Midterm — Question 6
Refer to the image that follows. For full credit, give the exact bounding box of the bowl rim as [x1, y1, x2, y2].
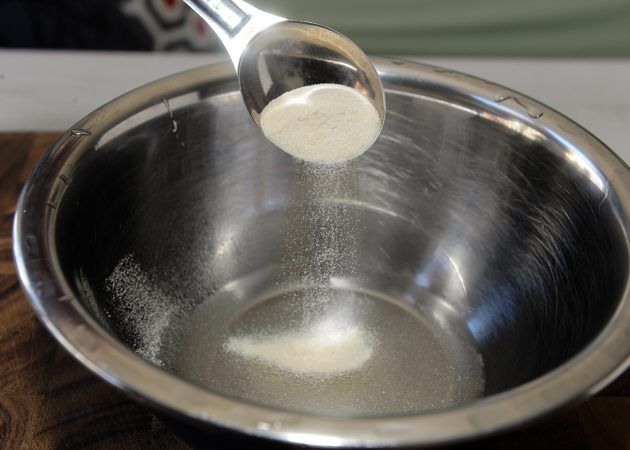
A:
[13, 58, 630, 447]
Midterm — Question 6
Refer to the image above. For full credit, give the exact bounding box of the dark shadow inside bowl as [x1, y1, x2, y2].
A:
[54, 74, 628, 418]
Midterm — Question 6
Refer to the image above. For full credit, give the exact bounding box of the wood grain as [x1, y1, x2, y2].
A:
[0, 133, 628, 450]
[0, 133, 188, 450]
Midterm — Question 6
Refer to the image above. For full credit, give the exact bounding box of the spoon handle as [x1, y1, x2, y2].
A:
[182, 0, 285, 66]
[185, 0, 249, 35]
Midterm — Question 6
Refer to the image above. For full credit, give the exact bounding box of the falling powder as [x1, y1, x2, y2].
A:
[223, 162, 372, 379]
[260, 83, 382, 163]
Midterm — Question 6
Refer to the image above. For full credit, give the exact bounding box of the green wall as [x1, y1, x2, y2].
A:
[254, 0, 630, 56]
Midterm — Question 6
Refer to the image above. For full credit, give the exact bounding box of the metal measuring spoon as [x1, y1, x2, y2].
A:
[183, 0, 386, 127]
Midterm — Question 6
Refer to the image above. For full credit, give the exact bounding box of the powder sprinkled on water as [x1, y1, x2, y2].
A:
[226, 323, 373, 378]
[105, 253, 176, 366]
[260, 84, 381, 163]
[222, 162, 371, 378]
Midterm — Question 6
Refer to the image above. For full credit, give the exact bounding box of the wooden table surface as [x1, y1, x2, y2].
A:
[1, 133, 628, 450]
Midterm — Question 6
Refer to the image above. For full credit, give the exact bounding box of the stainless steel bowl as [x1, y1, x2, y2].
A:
[14, 59, 630, 448]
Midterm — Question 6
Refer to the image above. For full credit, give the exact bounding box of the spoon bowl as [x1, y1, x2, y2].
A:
[183, 0, 385, 127]
[238, 20, 385, 126]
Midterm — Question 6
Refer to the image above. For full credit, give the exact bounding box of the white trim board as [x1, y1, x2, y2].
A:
[1, 50, 628, 162]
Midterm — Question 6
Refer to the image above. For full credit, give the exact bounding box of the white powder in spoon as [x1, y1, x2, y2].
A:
[259, 83, 382, 163]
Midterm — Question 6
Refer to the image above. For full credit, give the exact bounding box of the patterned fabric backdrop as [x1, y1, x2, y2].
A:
[1, 0, 629, 56]
[121, 0, 216, 50]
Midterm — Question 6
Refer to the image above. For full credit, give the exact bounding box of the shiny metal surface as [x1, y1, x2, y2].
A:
[182, 0, 385, 127]
[13, 59, 630, 447]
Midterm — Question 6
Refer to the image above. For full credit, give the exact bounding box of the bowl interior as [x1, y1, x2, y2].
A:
[53, 67, 628, 419]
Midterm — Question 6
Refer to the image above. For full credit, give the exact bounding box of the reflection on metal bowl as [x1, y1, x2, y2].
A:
[14, 59, 629, 447]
